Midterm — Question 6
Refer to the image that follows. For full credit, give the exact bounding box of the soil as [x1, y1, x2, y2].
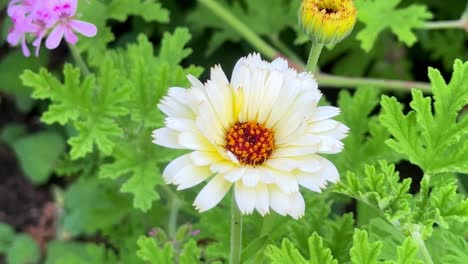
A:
[0, 94, 57, 261]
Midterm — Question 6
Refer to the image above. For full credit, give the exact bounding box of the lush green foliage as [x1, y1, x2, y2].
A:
[0, 0, 467, 263]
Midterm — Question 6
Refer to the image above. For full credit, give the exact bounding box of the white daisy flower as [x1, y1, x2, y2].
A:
[152, 53, 348, 219]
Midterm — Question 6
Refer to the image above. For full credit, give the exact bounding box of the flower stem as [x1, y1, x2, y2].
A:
[424, 19, 467, 31]
[168, 197, 180, 239]
[67, 43, 90, 76]
[316, 73, 432, 93]
[197, 0, 432, 93]
[229, 192, 243, 264]
[411, 230, 434, 264]
[197, 0, 277, 59]
[161, 185, 181, 239]
[306, 43, 324, 73]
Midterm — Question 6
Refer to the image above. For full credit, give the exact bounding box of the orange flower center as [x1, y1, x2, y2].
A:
[225, 122, 275, 166]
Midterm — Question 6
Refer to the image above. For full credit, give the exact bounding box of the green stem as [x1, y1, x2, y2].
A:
[316, 73, 432, 93]
[162, 185, 181, 239]
[198, 0, 432, 93]
[168, 197, 180, 239]
[411, 230, 434, 264]
[424, 20, 467, 31]
[197, 0, 277, 58]
[306, 43, 324, 73]
[68, 43, 90, 76]
[229, 193, 243, 264]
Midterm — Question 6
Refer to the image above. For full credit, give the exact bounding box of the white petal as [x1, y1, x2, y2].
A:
[317, 137, 344, 154]
[190, 151, 224, 166]
[277, 134, 321, 147]
[242, 168, 261, 187]
[317, 156, 340, 183]
[196, 101, 226, 146]
[193, 174, 231, 212]
[266, 156, 321, 173]
[234, 182, 256, 214]
[308, 120, 342, 133]
[165, 117, 196, 132]
[266, 158, 296, 172]
[255, 183, 270, 216]
[297, 173, 326, 192]
[205, 66, 234, 129]
[269, 170, 299, 194]
[152, 128, 184, 149]
[255, 72, 283, 124]
[273, 90, 318, 140]
[310, 106, 340, 122]
[158, 88, 195, 118]
[268, 186, 290, 216]
[178, 132, 213, 151]
[224, 168, 245, 182]
[295, 155, 322, 173]
[272, 146, 317, 158]
[187, 74, 206, 94]
[175, 166, 213, 190]
[163, 154, 192, 184]
[288, 192, 305, 219]
[210, 161, 236, 174]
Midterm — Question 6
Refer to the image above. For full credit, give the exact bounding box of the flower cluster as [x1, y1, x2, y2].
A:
[7, 0, 97, 57]
[153, 54, 348, 219]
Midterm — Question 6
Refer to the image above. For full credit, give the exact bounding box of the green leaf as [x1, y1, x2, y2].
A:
[266, 239, 308, 264]
[429, 180, 468, 226]
[0, 222, 15, 253]
[22, 61, 130, 160]
[45, 241, 116, 264]
[68, 116, 123, 159]
[396, 237, 422, 264]
[108, 0, 169, 22]
[76, 0, 169, 53]
[426, 229, 468, 264]
[265, 232, 338, 264]
[333, 89, 399, 173]
[336, 161, 412, 223]
[136, 236, 173, 264]
[350, 229, 382, 264]
[62, 178, 133, 236]
[11, 131, 65, 184]
[179, 239, 202, 264]
[308, 233, 338, 264]
[0, 124, 27, 144]
[158, 28, 193, 65]
[326, 214, 355, 263]
[96, 30, 200, 211]
[421, 31, 468, 71]
[380, 60, 468, 174]
[6, 234, 40, 264]
[355, 0, 432, 51]
[0, 50, 48, 112]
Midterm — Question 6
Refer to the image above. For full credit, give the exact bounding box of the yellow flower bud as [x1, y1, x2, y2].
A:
[299, 0, 357, 45]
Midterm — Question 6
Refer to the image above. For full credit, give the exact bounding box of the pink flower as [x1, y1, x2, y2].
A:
[31, 4, 57, 56]
[7, 13, 36, 57]
[45, 0, 97, 49]
[6, 0, 97, 57]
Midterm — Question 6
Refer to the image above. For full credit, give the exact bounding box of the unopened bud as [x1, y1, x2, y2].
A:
[299, 0, 357, 45]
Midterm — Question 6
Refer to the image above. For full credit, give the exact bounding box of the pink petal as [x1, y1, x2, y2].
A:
[64, 29, 78, 45]
[33, 36, 43, 57]
[21, 37, 30, 57]
[7, 31, 21, 45]
[70, 20, 97, 37]
[46, 25, 65, 49]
